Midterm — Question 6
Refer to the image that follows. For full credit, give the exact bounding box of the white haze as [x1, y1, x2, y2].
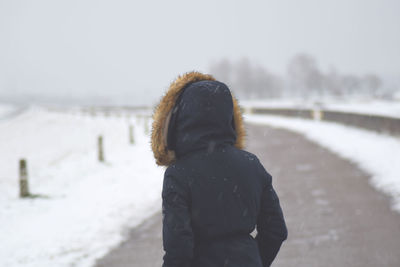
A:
[0, 0, 399, 106]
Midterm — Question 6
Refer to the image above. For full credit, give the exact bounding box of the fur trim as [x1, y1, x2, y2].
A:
[151, 71, 246, 166]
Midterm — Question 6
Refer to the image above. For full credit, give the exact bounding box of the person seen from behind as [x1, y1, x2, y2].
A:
[151, 71, 288, 267]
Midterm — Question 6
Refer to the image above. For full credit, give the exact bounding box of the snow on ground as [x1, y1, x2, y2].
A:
[322, 101, 400, 119]
[241, 99, 400, 119]
[244, 113, 400, 213]
[0, 103, 26, 120]
[0, 103, 16, 116]
[0, 105, 164, 267]
[2, 101, 398, 266]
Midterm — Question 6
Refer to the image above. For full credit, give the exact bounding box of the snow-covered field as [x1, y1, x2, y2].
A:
[244, 113, 400, 213]
[0, 105, 164, 267]
[241, 99, 400, 119]
[0, 104, 27, 121]
[0, 103, 16, 116]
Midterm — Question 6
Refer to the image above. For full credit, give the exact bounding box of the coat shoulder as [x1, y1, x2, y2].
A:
[163, 161, 190, 183]
[235, 148, 273, 183]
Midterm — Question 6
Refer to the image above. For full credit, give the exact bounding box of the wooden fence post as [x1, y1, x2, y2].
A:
[90, 107, 96, 117]
[312, 109, 324, 121]
[144, 117, 149, 135]
[19, 159, 30, 198]
[98, 136, 104, 162]
[129, 125, 135, 144]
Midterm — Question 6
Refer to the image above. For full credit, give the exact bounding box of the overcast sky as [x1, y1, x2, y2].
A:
[1, 0, 399, 105]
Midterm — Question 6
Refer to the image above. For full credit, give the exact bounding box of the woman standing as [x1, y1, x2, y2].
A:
[151, 72, 287, 267]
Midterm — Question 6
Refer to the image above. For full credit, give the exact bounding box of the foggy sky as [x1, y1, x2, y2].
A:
[1, 0, 399, 106]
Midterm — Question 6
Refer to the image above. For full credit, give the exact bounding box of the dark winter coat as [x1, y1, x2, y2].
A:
[151, 72, 287, 267]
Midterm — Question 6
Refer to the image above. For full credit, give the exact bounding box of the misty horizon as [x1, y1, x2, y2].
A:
[1, 0, 400, 106]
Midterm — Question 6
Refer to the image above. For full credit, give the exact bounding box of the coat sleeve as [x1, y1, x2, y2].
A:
[255, 164, 288, 267]
[162, 168, 194, 267]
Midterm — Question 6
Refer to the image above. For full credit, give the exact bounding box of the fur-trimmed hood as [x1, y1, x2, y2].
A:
[151, 71, 246, 166]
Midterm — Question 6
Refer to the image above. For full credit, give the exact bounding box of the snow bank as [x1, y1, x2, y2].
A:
[244, 114, 400, 212]
[241, 99, 400, 119]
[0, 103, 13, 114]
[0, 103, 23, 120]
[322, 101, 400, 119]
[0, 106, 164, 267]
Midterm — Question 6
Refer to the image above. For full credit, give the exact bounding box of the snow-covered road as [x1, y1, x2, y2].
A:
[95, 119, 400, 267]
[244, 113, 400, 212]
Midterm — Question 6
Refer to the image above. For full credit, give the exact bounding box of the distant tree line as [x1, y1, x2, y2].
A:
[209, 54, 391, 100]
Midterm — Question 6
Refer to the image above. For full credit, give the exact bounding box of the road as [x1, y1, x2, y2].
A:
[94, 123, 400, 267]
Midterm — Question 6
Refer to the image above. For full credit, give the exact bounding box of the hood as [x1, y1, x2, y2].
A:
[151, 71, 246, 166]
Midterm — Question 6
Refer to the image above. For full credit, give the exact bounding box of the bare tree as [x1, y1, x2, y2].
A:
[232, 57, 256, 99]
[287, 53, 323, 98]
[340, 75, 361, 96]
[209, 58, 233, 86]
[362, 74, 382, 97]
[323, 67, 343, 96]
[209, 53, 385, 100]
[253, 65, 283, 98]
